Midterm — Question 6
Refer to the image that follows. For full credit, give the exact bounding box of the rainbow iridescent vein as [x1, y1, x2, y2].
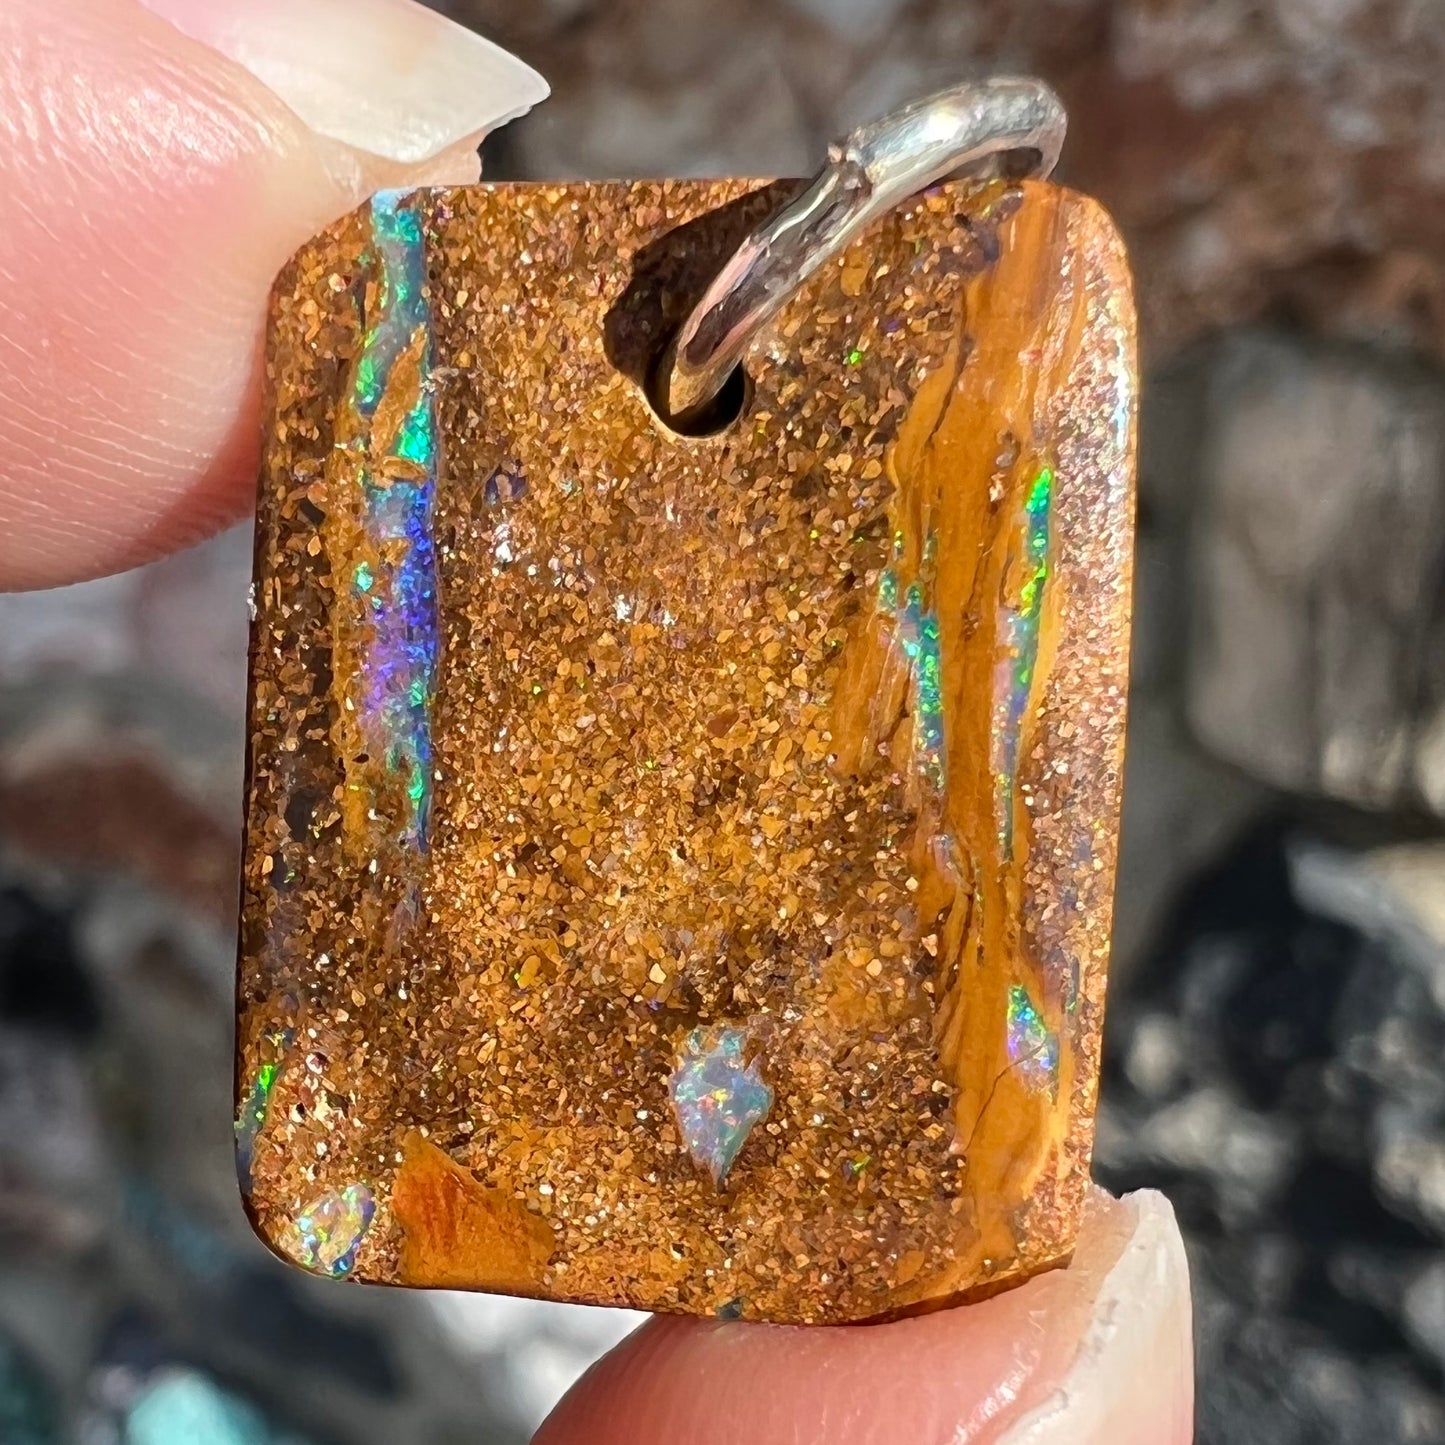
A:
[349, 191, 440, 854]
[993, 465, 1053, 855]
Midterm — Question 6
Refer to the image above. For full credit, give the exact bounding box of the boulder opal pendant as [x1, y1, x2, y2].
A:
[239, 162, 1136, 1322]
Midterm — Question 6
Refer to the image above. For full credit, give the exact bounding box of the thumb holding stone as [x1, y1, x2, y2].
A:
[0, 0, 545, 590]
[537, 1188, 1194, 1445]
[138, 0, 545, 179]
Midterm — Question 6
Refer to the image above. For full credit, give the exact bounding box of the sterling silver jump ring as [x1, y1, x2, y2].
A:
[659, 76, 1067, 423]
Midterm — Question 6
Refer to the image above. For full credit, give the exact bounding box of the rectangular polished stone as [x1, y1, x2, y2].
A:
[238, 178, 1136, 1323]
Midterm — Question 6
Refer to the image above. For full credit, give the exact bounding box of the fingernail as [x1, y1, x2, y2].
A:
[1000, 1190, 1195, 1445]
[139, 0, 547, 164]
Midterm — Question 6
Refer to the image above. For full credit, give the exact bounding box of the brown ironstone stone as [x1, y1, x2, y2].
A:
[238, 177, 1135, 1323]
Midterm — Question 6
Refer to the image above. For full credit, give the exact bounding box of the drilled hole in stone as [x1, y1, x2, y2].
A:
[645, 356, 751, 438]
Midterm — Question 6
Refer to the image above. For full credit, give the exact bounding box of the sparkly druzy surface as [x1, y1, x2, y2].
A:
[239, 179, 1136, 1322]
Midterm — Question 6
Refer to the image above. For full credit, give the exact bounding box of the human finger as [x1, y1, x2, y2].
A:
[536, 1188, 1193, 1445]
[0, 0, 544, 590]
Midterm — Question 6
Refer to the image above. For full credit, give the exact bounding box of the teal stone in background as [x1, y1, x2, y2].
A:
[0, 1338, 58, 1445]
[124, 1371, 316, 1445]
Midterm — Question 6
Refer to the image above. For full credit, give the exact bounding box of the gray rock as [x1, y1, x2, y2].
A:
[1403, 1259, 1445, 1374]
[513, 57, 814, 180]
[1097, 826, 1445, 1445]
[783, 0, 911, 43]
[1291, 840, 1445, 995]
[1185, 334, 1445, 814]
[425, 1293, 644, 1431]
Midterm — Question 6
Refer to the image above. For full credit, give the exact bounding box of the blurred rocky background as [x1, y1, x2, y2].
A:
[0, 1, 1441, 1440]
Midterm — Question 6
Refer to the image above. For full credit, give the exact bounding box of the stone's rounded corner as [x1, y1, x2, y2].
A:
[1069, 195, 1140, 369]
[234, 1177, 303, 1278]
[233, 1167, 377, 1287]
[265, 197, 379, 317]
[1050, 182, 1134, 276]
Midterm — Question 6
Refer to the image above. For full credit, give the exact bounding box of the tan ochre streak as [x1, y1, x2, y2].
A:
[393, 1132, 557, 1289]
[826, 188, 1132, 1306]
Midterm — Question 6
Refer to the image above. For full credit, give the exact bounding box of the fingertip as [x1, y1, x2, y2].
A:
[0, 0, 541, 590]
[1000, 1191, 1194, 1445]
[536, 1189, 1193, 1445]
[138, 0, 547, 169]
